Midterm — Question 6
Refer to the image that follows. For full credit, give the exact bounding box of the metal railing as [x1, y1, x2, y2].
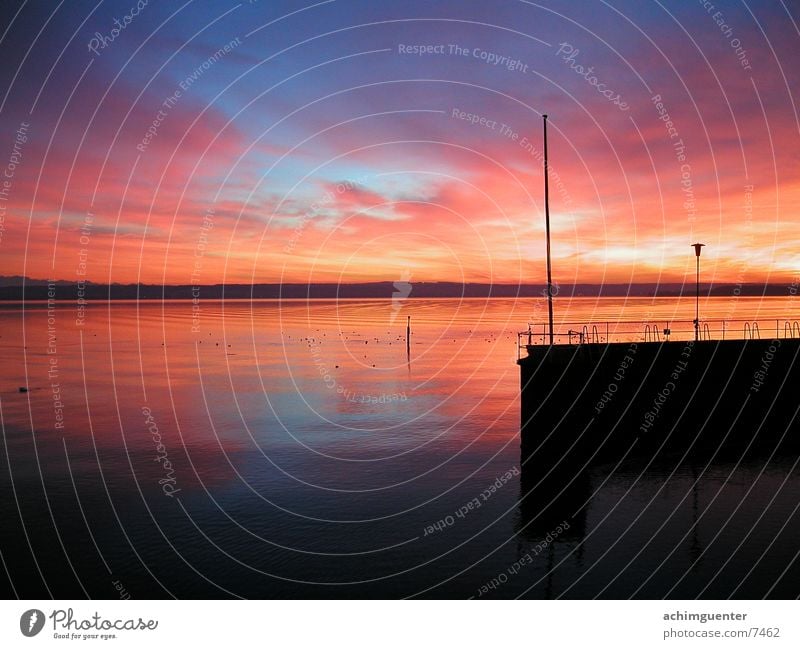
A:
[517, 318, 800, 358]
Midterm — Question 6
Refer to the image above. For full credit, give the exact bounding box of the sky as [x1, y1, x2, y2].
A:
[0, 0, 798, 288]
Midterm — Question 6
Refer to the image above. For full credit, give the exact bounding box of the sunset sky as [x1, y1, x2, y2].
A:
[0, 0, 798, 288]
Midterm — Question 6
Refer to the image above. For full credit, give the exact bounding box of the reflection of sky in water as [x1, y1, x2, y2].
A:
[0, 297, 798, 597]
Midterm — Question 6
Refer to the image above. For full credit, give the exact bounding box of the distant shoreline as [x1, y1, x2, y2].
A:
[0, 279, 796, 301]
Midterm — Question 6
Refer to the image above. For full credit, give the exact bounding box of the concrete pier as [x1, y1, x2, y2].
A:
[518, 338, 800, 471]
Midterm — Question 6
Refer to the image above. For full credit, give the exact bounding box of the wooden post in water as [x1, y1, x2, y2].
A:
[406, 315, 411, 359]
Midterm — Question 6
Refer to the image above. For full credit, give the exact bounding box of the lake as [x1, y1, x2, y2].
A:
[1, 296, 798, 598]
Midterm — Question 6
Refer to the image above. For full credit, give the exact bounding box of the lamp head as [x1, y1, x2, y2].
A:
[692, 242, 705, 257]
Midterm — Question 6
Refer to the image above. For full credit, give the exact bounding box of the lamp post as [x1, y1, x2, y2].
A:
[691, 242, 705, 341]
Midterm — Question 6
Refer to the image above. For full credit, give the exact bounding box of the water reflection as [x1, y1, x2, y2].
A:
[1, 298, 798, 598]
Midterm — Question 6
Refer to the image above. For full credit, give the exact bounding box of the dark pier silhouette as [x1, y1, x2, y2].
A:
[518, 325, 800, 474]
[520, 114, 798, 477]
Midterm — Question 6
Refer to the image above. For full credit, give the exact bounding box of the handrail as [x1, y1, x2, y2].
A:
[568, 329, 585, 345]
[517, 317, 798, 351]
[644, 324, 662, 342]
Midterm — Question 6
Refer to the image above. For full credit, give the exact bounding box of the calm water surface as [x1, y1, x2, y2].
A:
[1, 297, 798, 598]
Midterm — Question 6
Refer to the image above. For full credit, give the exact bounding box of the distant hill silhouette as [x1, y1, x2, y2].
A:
[0, 277, 793, 300]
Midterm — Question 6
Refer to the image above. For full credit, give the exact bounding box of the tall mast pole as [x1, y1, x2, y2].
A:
[543, 114, 554, 345]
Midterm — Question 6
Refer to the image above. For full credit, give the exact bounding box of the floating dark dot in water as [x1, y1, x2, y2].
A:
[335, 365, 339, 368]
[18, 387, 28, 393]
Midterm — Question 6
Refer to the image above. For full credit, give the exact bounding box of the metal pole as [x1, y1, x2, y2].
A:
[695, 254, 699, 341]
[544, 114, 554, 345]
[691, 242, 704, 341]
